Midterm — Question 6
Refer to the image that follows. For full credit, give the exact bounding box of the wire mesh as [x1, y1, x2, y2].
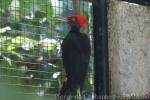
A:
[0, 0, 93, 100]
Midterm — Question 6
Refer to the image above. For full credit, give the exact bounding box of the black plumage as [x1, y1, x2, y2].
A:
[59, 16, 91, 99]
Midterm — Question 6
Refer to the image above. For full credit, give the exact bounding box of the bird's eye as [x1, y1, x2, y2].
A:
[68, 17, 76, 22]
[71, 18, 76, 22]
[67, 18, 71, 22]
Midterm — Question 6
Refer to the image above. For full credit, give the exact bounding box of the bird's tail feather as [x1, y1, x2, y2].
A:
[58, 79, 77, 100]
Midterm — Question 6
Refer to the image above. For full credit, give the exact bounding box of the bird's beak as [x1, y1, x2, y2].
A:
[53, 17, 68, 22]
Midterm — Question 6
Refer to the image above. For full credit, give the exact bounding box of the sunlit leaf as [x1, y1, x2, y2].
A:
[30, 74, 34, 78]
[0, 26, 12, 33]
[0, 37, 11, 43]
[47, 45, 57, 51]
[3, 56, 12, 65]
[53, 72, 61, 79]
[0, 8, 5, 14]
[39, 38, 57, 44]
[37, 90, 45, 97]
[48, 63, 57, 68]
[39, 38, 58, 51]
[7, 44, 16, 52]
[19, 66, 28, 73]
[10, 0, 20, 10]
[22, 41, 34, 51]
[0, 28, 7, 33]
[11, 36, 35, 48]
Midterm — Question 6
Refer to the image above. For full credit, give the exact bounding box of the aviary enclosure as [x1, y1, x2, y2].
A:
[1, 0, 149, 100]
[0, 0, 93, 100]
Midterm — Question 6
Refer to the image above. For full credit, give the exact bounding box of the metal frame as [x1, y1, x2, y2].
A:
[92, 0, 109, 99]
[121, 0, 150, 6]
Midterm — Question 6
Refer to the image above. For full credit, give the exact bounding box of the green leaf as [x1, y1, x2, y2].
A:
[11, 51, 24, 60]
[0, 8, 5, 13]
[3, 56, 12, 66]
[7, 44, 16, 52]
[0, 0, 11, 10]
[0, 28, 7, 33]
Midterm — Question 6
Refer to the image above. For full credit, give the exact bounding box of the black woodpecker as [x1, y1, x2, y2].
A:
[56, 15, 91, 99]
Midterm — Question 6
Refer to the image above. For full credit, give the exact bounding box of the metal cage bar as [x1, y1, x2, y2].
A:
[121, 0, 150, 6]
[93, 0, 109, 99]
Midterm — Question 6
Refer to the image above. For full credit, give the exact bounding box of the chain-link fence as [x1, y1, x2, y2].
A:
[0, 0, 93, 100]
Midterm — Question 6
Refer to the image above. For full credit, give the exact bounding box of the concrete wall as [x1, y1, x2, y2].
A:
[108, 0, 150, 97]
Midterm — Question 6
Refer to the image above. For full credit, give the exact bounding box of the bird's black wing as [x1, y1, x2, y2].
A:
[61, 32, 91, 84]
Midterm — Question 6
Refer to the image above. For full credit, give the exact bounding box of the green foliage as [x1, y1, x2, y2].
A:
[0, 0, 93, 98]
[0, 0, 12, 10]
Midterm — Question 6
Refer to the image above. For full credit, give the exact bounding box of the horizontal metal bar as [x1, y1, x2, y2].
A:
[17, 92, 56, 96]
[0, 67, 54, 74]
[121, 0, 150, 6]
[0, 74, 55, 81]
[0, 59, 46, 66]
[0, 82, 55, 88]
[0, 67, 94, 76]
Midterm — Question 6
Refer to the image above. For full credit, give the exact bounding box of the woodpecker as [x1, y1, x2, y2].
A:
[56, 15, 91, 99]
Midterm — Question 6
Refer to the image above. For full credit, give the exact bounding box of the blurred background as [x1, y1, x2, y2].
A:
[0, 0, 93, 100]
